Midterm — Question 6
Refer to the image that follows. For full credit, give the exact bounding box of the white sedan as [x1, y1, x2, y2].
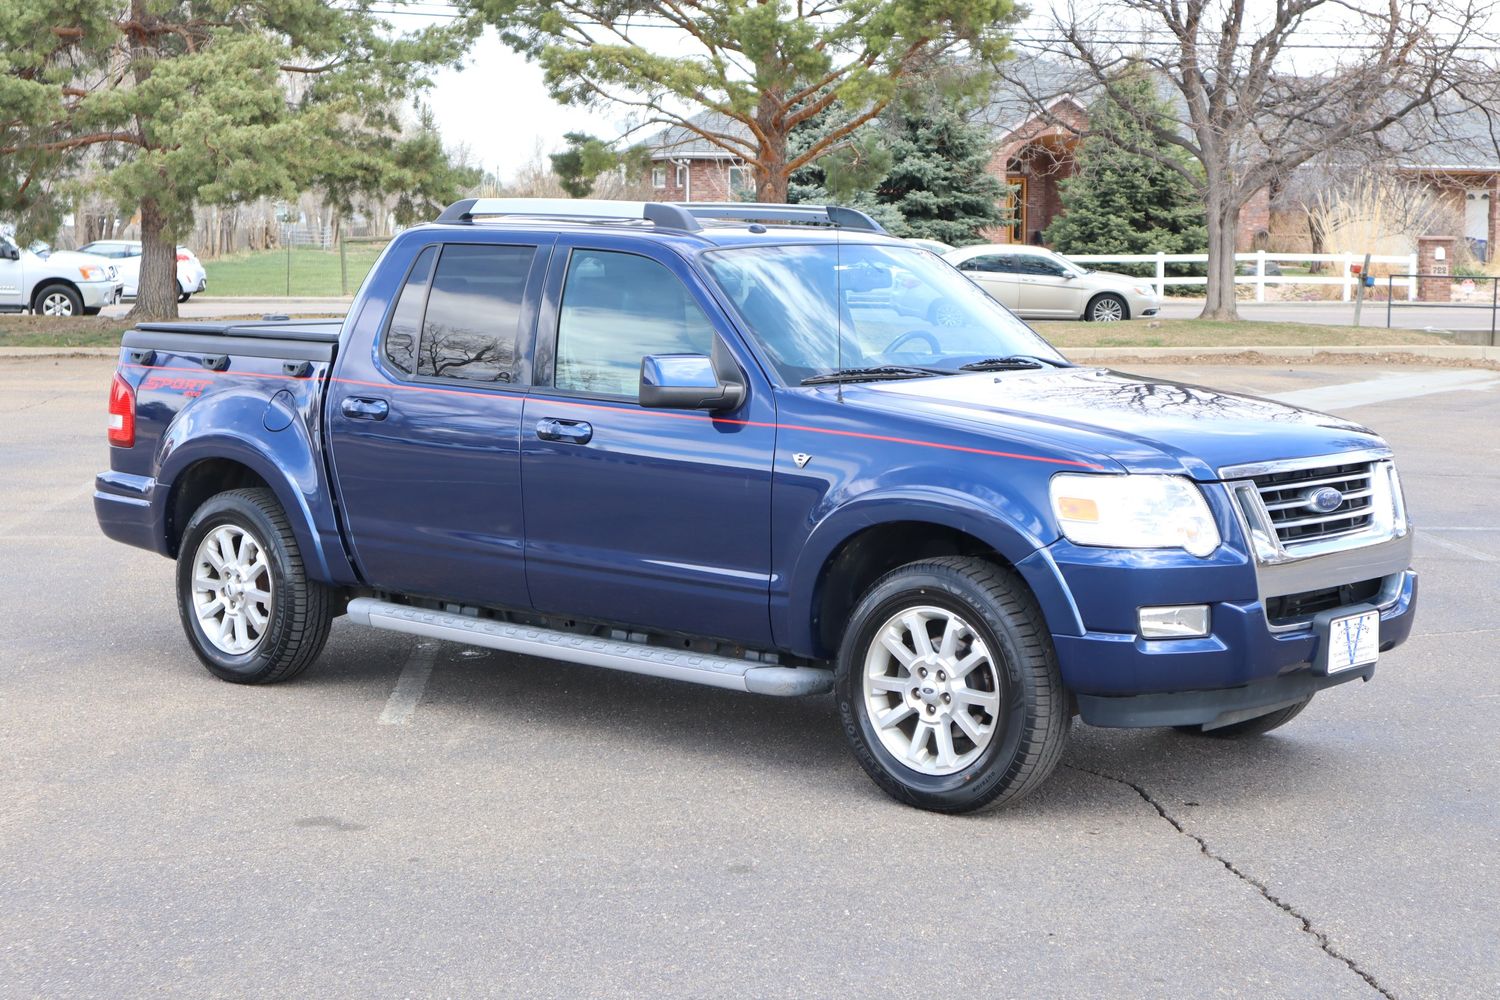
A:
[943, 244, 1160, 322]
[76, 240, 208, 303]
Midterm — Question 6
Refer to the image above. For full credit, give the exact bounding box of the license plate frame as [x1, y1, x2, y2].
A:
[1320, 608, 1380, 674]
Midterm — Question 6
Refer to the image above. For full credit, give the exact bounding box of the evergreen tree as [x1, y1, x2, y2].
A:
[1044, 72, 1206, 259]
[876, 100, 1005, 245]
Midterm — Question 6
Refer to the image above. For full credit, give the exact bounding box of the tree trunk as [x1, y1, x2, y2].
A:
[754, 90, 788, 203]
[1200, 194, 1241, 320]
[128, 197, 180, 321]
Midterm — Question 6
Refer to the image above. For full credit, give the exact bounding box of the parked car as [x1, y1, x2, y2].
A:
[904, 237, 955, 256]
[944, 244, 1161, 322]
[95, 198, 1416, 813]
[76, 239, 208, 303]
[0, 232, 122, 316]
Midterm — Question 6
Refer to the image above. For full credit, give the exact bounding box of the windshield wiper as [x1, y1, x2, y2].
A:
[958, 355, 1068, 371]
[801, 366, 948, 386]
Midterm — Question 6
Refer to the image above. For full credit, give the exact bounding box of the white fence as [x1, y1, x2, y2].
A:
[1064, 251, 1419, 302]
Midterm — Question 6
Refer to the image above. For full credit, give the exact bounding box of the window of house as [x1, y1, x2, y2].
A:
[675, 163, 687, 188]
[652, 166, 668, 189]
[382, 243, 535, 384]
[728, 165, 754, 199]
[1003, 178, 1026, 244]
[553, 250, 715, 398]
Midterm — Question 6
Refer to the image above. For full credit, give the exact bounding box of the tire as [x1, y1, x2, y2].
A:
[33, 283, 82, 317]
[835, 556, 1070, 813]
[1174, 697, 1312, 738]
[176, 487, 334, 684]
[178, 287, 191, 303]
[1084, 293, 1128, 323]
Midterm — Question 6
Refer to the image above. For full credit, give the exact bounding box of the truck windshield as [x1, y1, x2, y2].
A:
[702, 243, 1065, 385]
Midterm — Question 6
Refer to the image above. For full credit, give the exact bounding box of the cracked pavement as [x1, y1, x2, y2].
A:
[2, 357, 1496, 998]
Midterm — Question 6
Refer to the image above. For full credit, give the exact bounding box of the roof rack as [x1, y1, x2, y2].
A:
[434, 198, 887, 234]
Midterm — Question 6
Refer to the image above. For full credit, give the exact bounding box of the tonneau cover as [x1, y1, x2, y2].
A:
[132, 319, 342, 344]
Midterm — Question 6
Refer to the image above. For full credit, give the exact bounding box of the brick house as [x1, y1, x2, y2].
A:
[639, 102, 1271, 249]
[1394, 111, 1500, 261]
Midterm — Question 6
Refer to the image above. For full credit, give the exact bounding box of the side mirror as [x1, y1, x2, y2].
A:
[639, 349, 745, 411]
[0, 243, 19, 261]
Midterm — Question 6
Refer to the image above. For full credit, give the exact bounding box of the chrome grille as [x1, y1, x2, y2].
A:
[1251, 461, 1375, 545]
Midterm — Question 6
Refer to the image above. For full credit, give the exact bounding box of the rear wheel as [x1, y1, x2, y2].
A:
[33, 283, 82, 317]
[1174, 697, 1312, 738]
[835, 557, 1069, 813]
[176, 488, 333, 684]
[178, 283, 191, 304]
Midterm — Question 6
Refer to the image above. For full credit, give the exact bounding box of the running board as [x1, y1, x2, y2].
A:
[345, 598, 832, 697]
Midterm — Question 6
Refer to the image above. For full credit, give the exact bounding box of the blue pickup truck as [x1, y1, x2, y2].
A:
[95, 199, 1417, 812]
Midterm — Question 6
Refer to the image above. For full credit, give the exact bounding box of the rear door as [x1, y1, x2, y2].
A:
[955, 253, 1024, 309]
[327, 237, 551, 608]
[519, 236, 776, 646]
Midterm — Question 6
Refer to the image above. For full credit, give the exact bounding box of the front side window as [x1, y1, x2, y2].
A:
[703, 243, 1062, 385]
[553, 250, 715, 397]
[1020, 254, 1072, 278]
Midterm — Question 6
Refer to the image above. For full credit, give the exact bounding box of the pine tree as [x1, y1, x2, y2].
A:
[875, 100, 1005, 245]
[1044, 72, 1206, 258]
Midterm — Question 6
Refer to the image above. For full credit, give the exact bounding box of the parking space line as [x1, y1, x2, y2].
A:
[378, 640, 439, 725]
[1419, 532, 1498, 563]
[1266, 370, 1499, 411]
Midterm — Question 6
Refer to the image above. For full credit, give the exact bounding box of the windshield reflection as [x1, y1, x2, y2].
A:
[702, 243, 1065, 385]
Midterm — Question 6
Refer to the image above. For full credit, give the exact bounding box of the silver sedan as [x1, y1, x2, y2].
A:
[942, 244, 1162, 322]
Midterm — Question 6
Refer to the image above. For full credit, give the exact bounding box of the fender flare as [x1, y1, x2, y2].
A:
[776, 491, 1084, 657]
[152, 402, 352, 584]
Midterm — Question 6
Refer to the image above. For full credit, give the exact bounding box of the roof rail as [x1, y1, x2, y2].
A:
[677, 202, 887, 233]
[432, 197, 887, 234]
[435, 198, 701, 231]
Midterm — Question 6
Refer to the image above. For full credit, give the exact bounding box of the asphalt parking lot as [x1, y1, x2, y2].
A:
[2, 356, 1497, 999]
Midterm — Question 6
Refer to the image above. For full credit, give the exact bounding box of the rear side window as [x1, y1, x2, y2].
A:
[416, 245, 535, 384]
[553, 250, 714, 397]
[960, 254, 1016, 273]
[383, 246, 436, 374]
[382, 244, 536, 384]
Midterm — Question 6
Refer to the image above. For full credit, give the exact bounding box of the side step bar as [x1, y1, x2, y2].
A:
[345, 598, 833, 697]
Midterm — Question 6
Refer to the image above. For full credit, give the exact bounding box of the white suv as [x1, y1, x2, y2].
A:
[76, 240, 208, 303]
[943, 244, 1161, 322]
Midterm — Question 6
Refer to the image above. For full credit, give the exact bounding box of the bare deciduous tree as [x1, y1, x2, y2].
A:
[1002, 0, 1497, 319]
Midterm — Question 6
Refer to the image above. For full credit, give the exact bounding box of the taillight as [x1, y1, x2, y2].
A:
[108, 373, 135, 447]
[175, 251, 190, 262]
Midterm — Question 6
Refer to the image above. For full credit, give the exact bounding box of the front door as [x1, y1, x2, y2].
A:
[327, 238, 551, 609]
[520, 238, 776, 646]
[0, 237, 23, 309]
[1018, 254, 1083, 317]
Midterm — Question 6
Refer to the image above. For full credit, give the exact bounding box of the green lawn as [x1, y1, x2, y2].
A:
[202, 244, 385, 297]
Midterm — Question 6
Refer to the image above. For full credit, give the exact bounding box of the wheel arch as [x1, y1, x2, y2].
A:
[1084, 291, 1130, 321]
[31, 278, 83, 312]
[782, 497, 1082, 659]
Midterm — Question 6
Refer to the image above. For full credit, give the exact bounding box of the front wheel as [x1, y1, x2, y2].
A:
[835, 557, 1070, 813]
[1084, 293, 1128, 323]
[176, 487, 333, 684]
[34, 283, 82, 317]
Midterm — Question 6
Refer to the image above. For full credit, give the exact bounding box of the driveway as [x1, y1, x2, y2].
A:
[1, 357, 1495, 998]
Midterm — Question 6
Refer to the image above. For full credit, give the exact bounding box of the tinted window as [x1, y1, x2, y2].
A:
[960, 254, 1017, 274]
[1019, 255, 1070, 277]
[383, 246, 436, 375]
[554, 250, 714, 397]
[415, 244, 535, 384]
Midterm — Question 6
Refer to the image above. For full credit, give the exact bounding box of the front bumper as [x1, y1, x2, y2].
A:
[80, 280, 121, 309]
[1064, 569, 1416, 727]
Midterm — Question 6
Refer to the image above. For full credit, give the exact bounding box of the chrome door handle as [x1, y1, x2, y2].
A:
[535, 417, 593, 444]
[341, 396, 389, 420]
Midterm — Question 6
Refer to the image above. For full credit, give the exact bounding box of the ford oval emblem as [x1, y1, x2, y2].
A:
[1305, 486, 1344, 513]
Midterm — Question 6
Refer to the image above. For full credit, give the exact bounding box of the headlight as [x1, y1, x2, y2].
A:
[77, 265, 105, 281]
[1133, 284, 1157, 297]
[1049, 473, 1220, 557]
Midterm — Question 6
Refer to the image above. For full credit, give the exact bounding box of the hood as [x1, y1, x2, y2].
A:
[45, 249, 111, 268]
[851, 367, 1383, 480]
[1088, 269, 1153, 291]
